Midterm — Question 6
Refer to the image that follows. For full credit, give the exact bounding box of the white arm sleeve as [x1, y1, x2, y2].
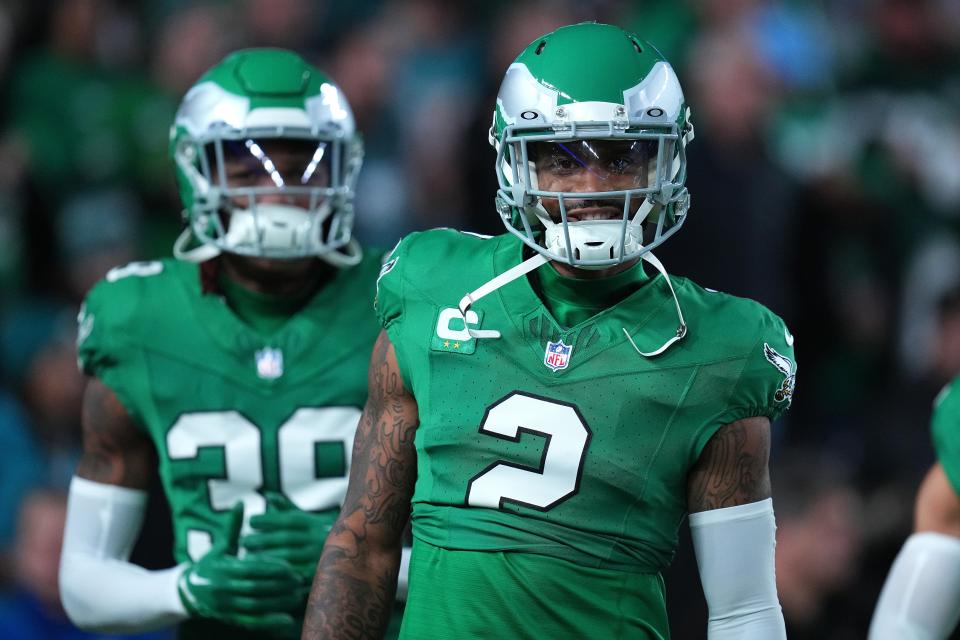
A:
[689, 498, 786, 640]
[868, 532, 960, 640]
[59, 476, 189, 633]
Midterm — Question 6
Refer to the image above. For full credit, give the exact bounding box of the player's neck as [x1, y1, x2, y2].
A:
[217, 260, 331, 335]
[219, 254, 334, 298]
[531, 258, 649, 328]
[550, 258, 641, 280]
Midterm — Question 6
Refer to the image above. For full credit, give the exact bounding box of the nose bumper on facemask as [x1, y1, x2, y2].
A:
[543, 219, 642, 266]
[222, 203, 323, 253]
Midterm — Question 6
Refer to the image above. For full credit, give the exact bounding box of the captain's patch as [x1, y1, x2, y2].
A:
[431, 307, 482, 355]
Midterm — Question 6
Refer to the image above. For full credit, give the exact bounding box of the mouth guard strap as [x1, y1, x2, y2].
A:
[623, 250, 688, 358]
[173, 227, 222, 263]
[458, 253, 550, 339]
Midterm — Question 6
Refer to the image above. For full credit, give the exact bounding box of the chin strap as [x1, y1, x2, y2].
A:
[173, 228, 221, 263]
[318, 238, 363, 267]
[457, 249, 687, 357]
[458, 253, 549, 339]
[622, 251, 687, 357]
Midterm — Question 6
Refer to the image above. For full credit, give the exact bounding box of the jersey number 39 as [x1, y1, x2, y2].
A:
[166, 407, 359, 560]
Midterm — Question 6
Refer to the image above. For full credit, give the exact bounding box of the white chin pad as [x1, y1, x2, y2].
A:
[544, 220, 641, 266]
[224, 204, 319, 253]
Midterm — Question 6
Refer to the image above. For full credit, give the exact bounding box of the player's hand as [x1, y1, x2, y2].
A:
[177, 502, 303, 636]
[242, 492, 331, 583]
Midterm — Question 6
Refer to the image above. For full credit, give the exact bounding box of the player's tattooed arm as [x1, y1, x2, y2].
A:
[76, 377, 155, 489]
[687, 416, 772, 512]
[302, 330, 418, 640]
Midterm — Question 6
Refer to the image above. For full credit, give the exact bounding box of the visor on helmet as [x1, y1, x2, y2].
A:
[205, 138, 334, 200]
[528, 139, 657, 191]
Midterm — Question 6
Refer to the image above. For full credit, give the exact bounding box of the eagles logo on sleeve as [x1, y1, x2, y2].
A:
[763, 343, 796, 405]
[76, 303, 94, 349]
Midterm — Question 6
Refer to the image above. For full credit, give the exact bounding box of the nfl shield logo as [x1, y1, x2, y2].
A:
[255, 347, 284, 380]
[543, 340, 573, 372]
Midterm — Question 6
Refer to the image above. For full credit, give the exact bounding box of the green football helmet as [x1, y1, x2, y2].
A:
[491, 22, 694, 269]
[169, 49, 363, 265]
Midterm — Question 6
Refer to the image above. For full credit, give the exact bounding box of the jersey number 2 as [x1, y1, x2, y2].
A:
[166, 407, 359, 560]
[466, 392, 592, 511]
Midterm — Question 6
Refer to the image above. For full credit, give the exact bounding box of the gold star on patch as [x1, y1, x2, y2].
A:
[453, 342, 460, 349]
[443, 340, 450, 348]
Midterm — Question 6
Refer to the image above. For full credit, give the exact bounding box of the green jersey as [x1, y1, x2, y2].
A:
[933, 378, 960, 494]
[77, 255, 383, 638]
[376, 230, 796, 640]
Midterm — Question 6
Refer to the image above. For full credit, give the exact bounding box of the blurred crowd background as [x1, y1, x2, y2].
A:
[0, 0, 958, 638]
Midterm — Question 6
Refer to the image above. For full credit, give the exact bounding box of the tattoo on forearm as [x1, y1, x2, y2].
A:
[304, 569, 394, 639]
[303, 332, 418, 639]
[687, 417, 771, 512]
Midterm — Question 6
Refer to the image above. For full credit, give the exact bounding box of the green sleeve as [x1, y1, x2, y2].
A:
[695, 313, 796, 456]
[76, 279, 146, 427]
[374, 238, 406, 330]
[692, 316, 796, 458]
[932, 379, 960, 495]
[77, 283, 110, 378]
[373, 235, 415, 390]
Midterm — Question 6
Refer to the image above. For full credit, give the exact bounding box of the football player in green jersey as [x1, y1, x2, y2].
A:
[58, 49, 397, 639]
[870, 378, 960, 639]
[304, 22, 795, 640]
